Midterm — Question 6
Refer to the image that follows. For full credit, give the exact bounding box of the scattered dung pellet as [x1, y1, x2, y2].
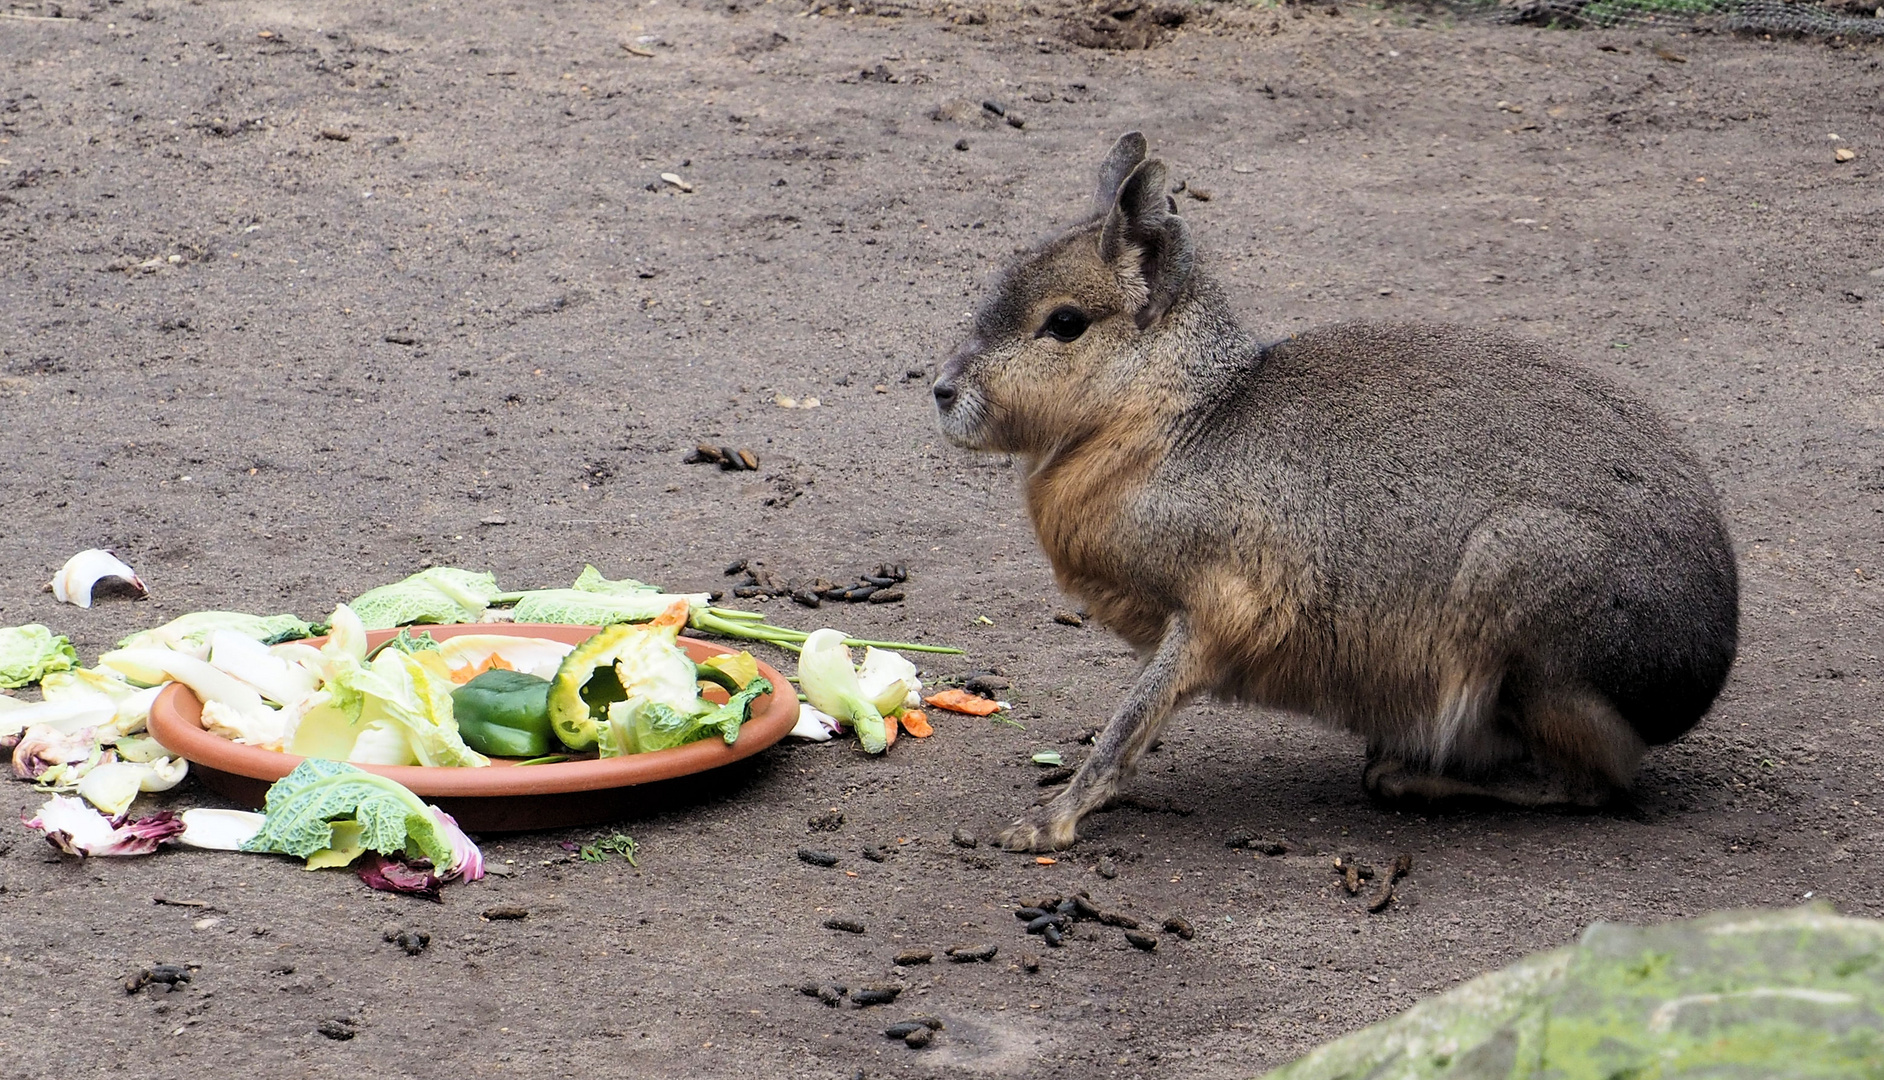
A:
[1095, 856, 1119, 879]
[481, 905, 528, 921]
[791, 587, 821, 608]
[1018, 895, 1060, 911]
[964, 674, 1010, 696]
[1025, 913, 1067, 935]
[851, 985, 903, 1006]
[945, 943, 998, 963]
[823, 917, 866, 934]
[843, 584, 880, 602]
[686, 444, 728, 465]
[893, 950, 933, 966]
[1162, 915, 1195, 940]
[797, 981, 823, 996]
[950, 828, 978, 849]
[1021, 953, 1041, 973]
[1055, 898, 1078, 918]
[1097, 911, 1140, 929]
[1042, 924, 1064, 948]
[384, 928, 430, 955]
[737, 448, 761, 470]
[867, 588, 905, 604]
[981, 99, 1006, 116]
[816, 984, 846, 1007]
[860, 844, 889, 863]
[797, 848, 840, 867]
[317, 1018, 356, 1041]
[1053, 611, 1085, 627]
[862, 574, 897, 587]
[732, 584, 767, 599]
[716, 446, 743, 470]
[1071, 895, 1102, 921]
[1005, 114, 1025, 129]
[1124, 930, 1159, 952]
[910, 1016, 945, 1030]
[807, 808, 844, 832]
[884, 1021, 927, 1038]
[723, 558, 749, 575]
[818, 585, 852, 601]
[904, 1026, 934, 1049]
[124, 964, 192, 994]
[954, 138, 970, 151]
[1014, 906, 1048, 922]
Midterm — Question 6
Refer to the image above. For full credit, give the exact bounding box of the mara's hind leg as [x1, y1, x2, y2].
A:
[1363, 689, 1642, 809]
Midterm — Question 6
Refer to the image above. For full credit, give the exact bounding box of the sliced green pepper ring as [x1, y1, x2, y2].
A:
[694, 662, 743, 696]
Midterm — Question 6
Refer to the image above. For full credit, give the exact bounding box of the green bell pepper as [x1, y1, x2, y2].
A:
[450, 669, 555, 758]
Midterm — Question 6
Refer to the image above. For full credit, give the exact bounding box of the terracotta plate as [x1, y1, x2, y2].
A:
[147, 623, 798, 832]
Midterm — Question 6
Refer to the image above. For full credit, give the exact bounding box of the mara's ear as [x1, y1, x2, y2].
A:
[1099, 158, 1194, 329]
[1091, 131, 1148, 215]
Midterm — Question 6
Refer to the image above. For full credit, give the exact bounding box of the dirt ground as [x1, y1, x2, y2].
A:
[1, 0, 1881, 1075]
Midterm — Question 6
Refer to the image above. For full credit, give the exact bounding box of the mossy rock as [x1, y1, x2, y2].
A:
[1263, 905, 1884, 1079]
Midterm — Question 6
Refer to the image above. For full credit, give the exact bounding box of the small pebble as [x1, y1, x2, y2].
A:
[945, 943, 998, 963]
[851, 985, 902, 1006]
[1021, 954, 1041, 973]
[860, 844, 889, 863]
[950, 829, 978, 849]
[1163, 915, 1196, 940]
[904, 1027, 933, 1049]
[1053, 611, 1084, 627]
[797, 848, 840, 867]
[954, 138, 970, 151]
[317, 1018, 356, 1041]
[481, 905, 528, 921]
[807, 809, 844, 832]
[1094, 856, 1119, 879]
[823, 917, 866, 934]
[893, 950, 933, 966]
[1124, 930, 1159, 952]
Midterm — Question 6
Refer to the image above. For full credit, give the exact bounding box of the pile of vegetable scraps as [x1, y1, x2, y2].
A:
[2, 563, 962, 889]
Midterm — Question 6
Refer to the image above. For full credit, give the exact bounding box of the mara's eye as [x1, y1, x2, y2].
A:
[1040, 306, 1090, 343]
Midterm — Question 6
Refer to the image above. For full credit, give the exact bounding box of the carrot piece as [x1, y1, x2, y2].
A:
[884, 712, 898, 747]
[923, 689, 1002, 717]
[652, 598, 691, 630]
[449, 653, 514, 685]
[1035, 857, 1057, 866]
[900, 710, 932, 738]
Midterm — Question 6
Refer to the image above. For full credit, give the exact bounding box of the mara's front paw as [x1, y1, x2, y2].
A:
[997, 803, 1080, 852]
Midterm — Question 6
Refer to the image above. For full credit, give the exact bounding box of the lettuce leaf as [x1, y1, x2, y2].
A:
[571, 565, 662, 596]
[347, 567, 501, 631]
[0, 624, 79, 689]
[599, 676, 771, 757]
[288, 650, 488, 768]
[242, 758, 453, 868]
[116, 611, 314, 653]
[508, 588, 711, 627]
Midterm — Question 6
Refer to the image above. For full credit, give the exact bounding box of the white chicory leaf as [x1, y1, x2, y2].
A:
[24, 794, 185, 856]
[855, 647, 922, 715]
[207, 630, 319, 707]
[789, 703, 840, 742]
[797, 629, 889, 754]
[433, 634, 574, 680]
[12, 724, 98, 779]
[75, 757, 187, 817]
[178, 808, 266, 850]
[0, 624, 79, 689]
[289, 649, 487, 768]
[48, 549, 146, 608]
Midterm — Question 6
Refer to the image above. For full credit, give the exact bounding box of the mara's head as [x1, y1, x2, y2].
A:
[933, 132, 1198, 455]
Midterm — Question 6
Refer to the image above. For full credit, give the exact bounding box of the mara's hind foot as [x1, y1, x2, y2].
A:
[997, 797, 1083, 852]
[1362, 757, 1623, 811]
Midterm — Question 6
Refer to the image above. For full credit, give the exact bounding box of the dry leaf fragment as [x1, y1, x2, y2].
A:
[660, 173, 694, 192]
[621, 42, 655, 57]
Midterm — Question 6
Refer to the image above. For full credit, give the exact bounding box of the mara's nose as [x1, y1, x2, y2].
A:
[932, 380, 958, 410]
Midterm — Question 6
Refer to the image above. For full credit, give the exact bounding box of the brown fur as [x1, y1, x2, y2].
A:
[932, 134, 1739, 851]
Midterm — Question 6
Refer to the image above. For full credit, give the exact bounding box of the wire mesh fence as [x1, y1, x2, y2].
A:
[1423, 0, 1884, 37]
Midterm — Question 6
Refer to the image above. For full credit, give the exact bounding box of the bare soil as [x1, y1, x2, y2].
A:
[1, 1, 1881, 1077]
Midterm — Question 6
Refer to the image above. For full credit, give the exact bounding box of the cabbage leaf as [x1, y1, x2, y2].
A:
[0, 624, 79, 689]
[347, 567, 501, 630]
